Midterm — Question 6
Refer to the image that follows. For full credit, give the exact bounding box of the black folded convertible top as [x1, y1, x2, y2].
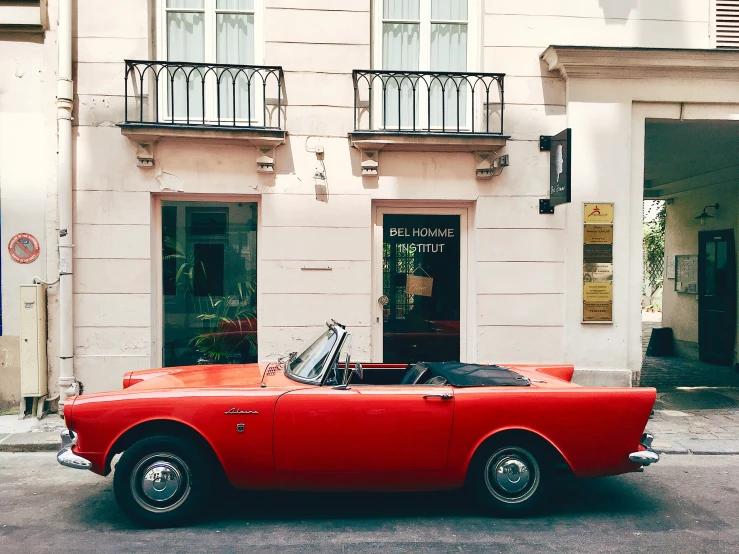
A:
[418, 361, 530, 387]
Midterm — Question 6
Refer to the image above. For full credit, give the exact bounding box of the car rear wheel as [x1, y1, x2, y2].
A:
[113, 435, 211, 527]
[468, 441, 549, 517]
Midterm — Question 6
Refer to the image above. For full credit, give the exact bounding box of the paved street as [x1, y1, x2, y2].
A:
[1, 453, 738, 553]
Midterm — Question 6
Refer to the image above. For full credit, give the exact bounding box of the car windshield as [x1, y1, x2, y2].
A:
[286, 328, 338, 383]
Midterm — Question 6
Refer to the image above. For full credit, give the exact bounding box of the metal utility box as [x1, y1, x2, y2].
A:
[20, 284, 48, 397]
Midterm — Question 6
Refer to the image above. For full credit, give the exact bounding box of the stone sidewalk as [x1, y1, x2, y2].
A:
[0, 414, 66, 452]
[647, 408, 739, 454]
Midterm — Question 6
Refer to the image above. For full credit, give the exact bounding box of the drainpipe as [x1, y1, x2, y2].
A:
[57, 0, 77, 410]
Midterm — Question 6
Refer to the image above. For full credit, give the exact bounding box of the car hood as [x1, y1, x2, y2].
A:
[123, 362, 287, 391]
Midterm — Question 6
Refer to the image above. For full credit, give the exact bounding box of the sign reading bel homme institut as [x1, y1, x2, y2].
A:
[582, 203, 614, 323]
[388, 226, 456, 253]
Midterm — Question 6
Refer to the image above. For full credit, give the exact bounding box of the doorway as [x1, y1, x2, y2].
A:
[699, 229, 737, 366]
[372, 207, 468, 364]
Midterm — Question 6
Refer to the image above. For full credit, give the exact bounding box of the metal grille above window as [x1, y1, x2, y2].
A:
[716, 0, 739, 49]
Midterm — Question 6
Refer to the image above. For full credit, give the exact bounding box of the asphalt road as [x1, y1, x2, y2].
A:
[1, 453, 738, 553]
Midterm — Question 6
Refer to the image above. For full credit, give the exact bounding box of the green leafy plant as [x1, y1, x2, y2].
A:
[189, 277, 257, 362]
[643, 201, 666, 294]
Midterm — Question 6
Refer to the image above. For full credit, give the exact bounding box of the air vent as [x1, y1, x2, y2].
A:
[717, 1, 739, 49]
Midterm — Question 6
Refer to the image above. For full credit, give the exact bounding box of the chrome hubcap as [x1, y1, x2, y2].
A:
[141, 462, 182, 502]
[484, 446, 540, 504]
[131, 453, 191, 513]
[494, 457, 531, 494]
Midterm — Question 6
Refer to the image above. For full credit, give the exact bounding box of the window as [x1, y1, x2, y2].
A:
[162, 201, 258, 366]
[374, 0, 479, 129]
[158, 0, 264, 121]
[716, 1, 739, 49]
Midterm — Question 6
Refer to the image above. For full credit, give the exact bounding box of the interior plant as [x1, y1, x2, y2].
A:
[190, 274, 257, 363]
[164, 233, 258, 364]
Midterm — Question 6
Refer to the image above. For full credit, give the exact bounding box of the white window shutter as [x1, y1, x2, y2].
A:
[716, 1, 739, 49]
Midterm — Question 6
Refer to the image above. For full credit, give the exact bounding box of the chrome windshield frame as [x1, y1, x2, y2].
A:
[285, 321, 348, 385]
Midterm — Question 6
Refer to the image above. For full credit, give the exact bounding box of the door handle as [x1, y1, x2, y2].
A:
[423, 393, 453, 400]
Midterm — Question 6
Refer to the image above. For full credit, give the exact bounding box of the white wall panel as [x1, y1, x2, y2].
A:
[484, 15, 709, 49]
[260, 294, 371, 327]
[477, 229, 565, 262]
[74, 259, 151, 294]
[75, 191, 151, 225]
[75, 327, 152, 357]
[74, 355, 153, 394]
[484, 0, 709, 22]
[75, 294, 151, 328]
[477, 262, 565, 295]
[262, 227, 371, 261]
[266, 42, 368, 73]
[260, 325, 371, 361]
[478, 294, 565, 326]
[476, 196, 565, 229]
[262, 194, 371, 228]
[478, 326, 565, 363]
[260, 261, 371, 294]
[75, 224, 152, 260]
[265, 9, 369, 45]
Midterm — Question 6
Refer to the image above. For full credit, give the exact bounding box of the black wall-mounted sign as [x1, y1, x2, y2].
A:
[539, 128, 572, 214]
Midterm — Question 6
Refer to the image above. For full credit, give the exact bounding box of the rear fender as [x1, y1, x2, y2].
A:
[464, 427, 575, 478]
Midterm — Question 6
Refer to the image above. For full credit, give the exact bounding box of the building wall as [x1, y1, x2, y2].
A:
[662, 182, 739, 360]
[0, 0, 724, 400]
[0, 2, 59, 408]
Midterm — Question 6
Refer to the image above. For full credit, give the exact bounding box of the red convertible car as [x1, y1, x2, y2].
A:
[58, 321, 659, 527]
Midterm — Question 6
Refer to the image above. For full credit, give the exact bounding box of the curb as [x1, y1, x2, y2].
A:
[0, 442, 60, 453]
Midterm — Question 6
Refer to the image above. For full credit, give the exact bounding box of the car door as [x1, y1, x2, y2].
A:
[273, 385, 454, 472]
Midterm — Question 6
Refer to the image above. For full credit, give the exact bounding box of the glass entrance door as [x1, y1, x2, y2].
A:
[381, 214, 461, 363]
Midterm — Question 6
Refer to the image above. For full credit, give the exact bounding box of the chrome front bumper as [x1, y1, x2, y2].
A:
[57, 429, 92, 470]
[628, 432, 660, 466]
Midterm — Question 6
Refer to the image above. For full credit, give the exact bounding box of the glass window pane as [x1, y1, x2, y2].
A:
[384, 0, 420, 20]
[162, 201, 258, 367]
[217, 13, 255, 121]
[167, 0, 204, 8]
[430, 23, 467, 128]
[383, 22, 419, 129]
[432, 0, 468, 21]
[167, 12, 205, 119]
[217, 0, 255, 9]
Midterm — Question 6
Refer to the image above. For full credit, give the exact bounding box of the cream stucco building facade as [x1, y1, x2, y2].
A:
[2, 0, 739, 408]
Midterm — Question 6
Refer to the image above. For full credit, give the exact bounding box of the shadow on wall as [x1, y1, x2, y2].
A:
[599, 0, 638, 22]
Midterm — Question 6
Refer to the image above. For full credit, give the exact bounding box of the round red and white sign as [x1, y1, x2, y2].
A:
[8, 233, 40, 264]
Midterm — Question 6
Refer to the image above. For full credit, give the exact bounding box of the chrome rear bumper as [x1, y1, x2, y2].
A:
[629, 432, 659, 466]
[57, 429, 91, 470]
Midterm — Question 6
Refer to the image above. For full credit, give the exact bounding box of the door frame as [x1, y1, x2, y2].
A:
[371, 203, 473, 363]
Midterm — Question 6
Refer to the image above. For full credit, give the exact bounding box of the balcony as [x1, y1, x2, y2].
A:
[349, 69, 508, 156]
[118, 60, 286, 169]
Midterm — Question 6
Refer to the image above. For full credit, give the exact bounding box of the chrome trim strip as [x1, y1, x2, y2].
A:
[629, 450, 659, 466]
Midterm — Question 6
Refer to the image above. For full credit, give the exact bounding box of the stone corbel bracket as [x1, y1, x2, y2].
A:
[136, 142, 155, 168]
[360, 150, 379, 176]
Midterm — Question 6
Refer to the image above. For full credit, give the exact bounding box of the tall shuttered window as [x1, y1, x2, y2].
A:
[375, 0, 479, 129]
[158, 0, 264, 121]
[716, 1, 739, 49]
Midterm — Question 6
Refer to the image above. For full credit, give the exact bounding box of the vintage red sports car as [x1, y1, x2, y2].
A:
[57, 321, 659, 526]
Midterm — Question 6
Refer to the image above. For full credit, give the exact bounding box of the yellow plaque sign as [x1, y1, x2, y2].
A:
[583, 225, 614, 245]
[583, 203, 614, 224]
[583, 282, 612, 303]
[583, 303, 613, 322]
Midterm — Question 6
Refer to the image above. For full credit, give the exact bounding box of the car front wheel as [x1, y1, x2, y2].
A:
[113, 435, 211, 527]
[468, 441, 548, 517]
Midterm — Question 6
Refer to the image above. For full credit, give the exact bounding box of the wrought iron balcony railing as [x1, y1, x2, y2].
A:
[123, 60, 284, 130]
[352, 69, 505, 136]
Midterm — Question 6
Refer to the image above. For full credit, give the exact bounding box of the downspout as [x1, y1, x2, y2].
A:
[57, 0, 77, 410]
